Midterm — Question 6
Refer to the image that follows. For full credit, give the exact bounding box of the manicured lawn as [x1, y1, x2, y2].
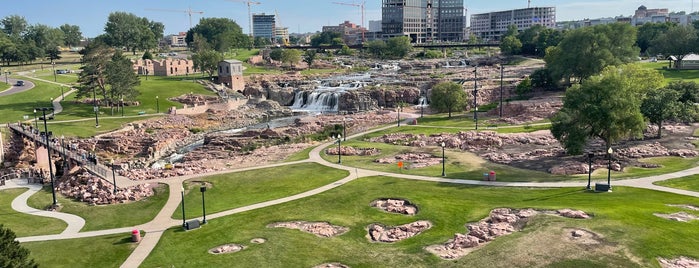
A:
[621, 157, 699, 179]
[45, 115, 163, 138]
[0, 78, 64, 123]
[23, 233, 138, 268]
[654, 174, 699, 191]
[283, 144, 316, 162]
[27, 184, 169, 231]
[143, 176, 699, 267]
[0, 188, 67, 237]
[174, 163, 349, 219]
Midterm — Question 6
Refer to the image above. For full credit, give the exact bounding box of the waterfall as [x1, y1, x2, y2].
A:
[291, 90, 340, 112]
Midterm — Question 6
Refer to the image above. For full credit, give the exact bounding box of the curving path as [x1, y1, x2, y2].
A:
[2, 112, 699, 268]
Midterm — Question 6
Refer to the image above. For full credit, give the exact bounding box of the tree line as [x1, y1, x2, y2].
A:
[0, 15, 82, 66]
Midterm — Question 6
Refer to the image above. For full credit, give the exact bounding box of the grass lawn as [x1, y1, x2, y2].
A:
[0, 78, 64, 124]
[0, 188, 67, 237]
[45, 115, 163, 138]
[283, 144, 316, 162]
[654, 174, 699, 191]
[23, 233, 138, 268]
[27, 184, 169, 231]
[174, 163, 349, 219]
[143, 176, 699, 267]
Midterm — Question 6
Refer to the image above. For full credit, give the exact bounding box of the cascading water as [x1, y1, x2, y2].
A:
[291, 75, 370, 113]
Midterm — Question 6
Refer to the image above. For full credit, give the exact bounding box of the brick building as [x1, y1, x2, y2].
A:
[217, 60, 245, 91]
[132, 59, 196, 77]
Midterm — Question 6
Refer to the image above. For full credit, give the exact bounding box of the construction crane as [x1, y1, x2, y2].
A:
[332, 1, 366, 42]
[275, 9, 290, 46]
[226, 0, 262, 37]
[145, 7, 203, 29]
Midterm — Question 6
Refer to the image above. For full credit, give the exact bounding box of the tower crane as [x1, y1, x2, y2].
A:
[275, 9, 290, 46]
[226, 0, 262, 37]
[145, 7, 203, 29]
[332, 1, 366, 42]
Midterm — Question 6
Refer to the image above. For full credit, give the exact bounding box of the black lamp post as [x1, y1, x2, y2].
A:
[111, 160, 117, 194]
[92, 87, 99, 128]
[499, 65, 504, 118]
[607, 147, 613, 190]
[334, 134, 342, 164]
[343, 118, 347, 141]
[36, 107, 57, 206]
[61, 135, 67, 170]
[473, 65, 479, 130]
[200, 184, 207, 224]
[52, 62, 57, 82]
[441, 142, 446, 177]
[587, 152, 593, 190]
[156, 96, 160, 114]
[181, 186, 186, 228]
[145, 69, 149, 81]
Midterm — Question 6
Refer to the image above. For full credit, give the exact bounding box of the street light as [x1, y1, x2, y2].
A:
[52, 62, 57, 82]
[473, 65, 479, 130]
[200, 184, 207, 224]
[33, 109, 38, 130]
[121, 97, 124, 117]
[607, 147, 613, 190]
[61, 135, 67, 170]
[111, 160, 117, 194]
[156, 96, 160, 113]
[36, 107, 57, 206]
[333, 134, 342, 164]
[92, 87, 99, 128]
[397, 94, 403, 127]
[343, 118, 347, 141]
[499, 65, 504, 118]
[181, 186, 186, 228]
[587, 152, 593, 190]
[441, 142, 446, 177]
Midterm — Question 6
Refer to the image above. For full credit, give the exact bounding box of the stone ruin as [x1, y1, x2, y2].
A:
[658, 256, 699, 268]
[426, 208, 590, 260]
[370, 198, 418, 215]
[374, 153, 442, 169]
[367, 221, 432, 243]
[57, 168, 154, 205]
[208, 244, 245, 254]
[267, 221, 349, 238]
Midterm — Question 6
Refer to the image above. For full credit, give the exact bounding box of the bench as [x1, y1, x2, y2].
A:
[595, 183, 611, 192]
[138, 111, 146, 115]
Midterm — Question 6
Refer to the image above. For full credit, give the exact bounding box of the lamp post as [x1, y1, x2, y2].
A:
[156, 96, 160, 113]
[200, 184, 207, 224]
[499, 65, 504, 118]
[52, 62, 57, 82]
[110, 160, 117, 194]
[441, 142, 446, 177]
[473, 65, 479, 130]
[334, 134, 342, 164]
[61, 135, 67, 170]
[587, 152, 593, 190]
[33, 109, 38, 130]
[181, 186, 186, 228]
[397, 94, 403, 127]
[607, 147, 613, 190]
[92, 87, 99, 128]
[343, 118, 347, 141]
[36, 107, 57, 206]
[121, 97, 124, 117]
[145, 69, 149, 81]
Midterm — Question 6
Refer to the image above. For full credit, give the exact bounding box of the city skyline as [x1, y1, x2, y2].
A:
[1, 0, 697, 37]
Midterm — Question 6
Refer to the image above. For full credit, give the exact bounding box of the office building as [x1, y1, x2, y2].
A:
[381, 0, 466, 43]
[470, 7, 556, 41]
[322, 21, 367, 45]
[252, 13, 276, 41]
[369, 20, 382, 32]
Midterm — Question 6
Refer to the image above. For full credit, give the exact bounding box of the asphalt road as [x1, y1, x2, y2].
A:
[0, 78, 34, 97]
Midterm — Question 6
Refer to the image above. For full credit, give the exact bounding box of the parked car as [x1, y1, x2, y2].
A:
[55, 69, 70, 74]
[15, 80, 24, 86]
[167, 52, 178, 56]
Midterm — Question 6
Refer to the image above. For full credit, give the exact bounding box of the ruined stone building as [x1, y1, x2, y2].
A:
[132, 59, 196, 77]
[217, 60, 245, 91]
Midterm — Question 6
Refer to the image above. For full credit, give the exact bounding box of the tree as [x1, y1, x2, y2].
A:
[106, 50, 140, 113]
[142, 51, 153, 60]
[59, 24, 82, 47]
[104, 12, 164, 54]
[551, 64, 664, 155]
[386, 36, 411, 59]
[310, 31, 342, 46]
[515, 77, 532, 98]
[303, 50, 316, 68]
[636, 22, 673, 55]
[186, 18, 249, 52]
[651, 25, 698, 67]
[365, 39, 387, 59]
[0, 225, 37, 268]
[77, 41, 114, 101]
[338, 45, 353, 56]
[641, 87, 680, 138]
[253, 36, 271, 48]
[667, 81, 699, 123]
[500, 35, 522, 55]
[1, 15, 28, 37]
[545, 23, 639, 85]
[269, 48, 283, 61]
[24, 24, 64, 60]
[281, 49, 302, 68]
[192, 49, 223, 78]
[530, 68, 556, 90]
[429, 81, 468, 118]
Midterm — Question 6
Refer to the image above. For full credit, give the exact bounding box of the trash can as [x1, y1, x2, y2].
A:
[488, 171, 496, 181]
[131, 229, 141, 242]
[483, 173, 489, 181]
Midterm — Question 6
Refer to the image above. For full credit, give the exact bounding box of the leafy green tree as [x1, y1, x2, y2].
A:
[103, 12, 141, 53]
[192, 49, 223, 78]
[530, 68, 556, 90]
[667, 81, 699, 123]
[281, 49, 302, 68]
[641, 87, 680, 138]
[386, 36, 411, 58]
[186, 18, 248, 52]
[515, 77, 532, 98]
[59, 24, 82, 47]
[254, 36, 271, 48]
[651, 25, 698, 67]
[24, 24, 64, 60]
[303, 50, 316, 68]
[1, 15, 28, 37]
[142, 51, 153, 60]
[0, 225, 37, 268]
[365, 39, 387, 59]
[77, 41, 114, 101]
[500, 35, 522, 55]
[545, 23, 639, 85]
[636, 22, 673, 55]
[551, 64, 663, 154]
[269, 48, 283, 61]
[46, 46, 61, 62]
[106, 50, 140, 112]
[338, 45, 353, 56]
[429, 81, 468, 118]
[310, 31, 342, 46]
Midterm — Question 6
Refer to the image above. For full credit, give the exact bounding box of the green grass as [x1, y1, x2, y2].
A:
[0, 78, 64, 123]
[620, 157, 699, 179]
[641, 61, 699, 84]
[142, 176, 699, 267]
[23, 233, 138, 268]
[0, 188, 67, 237]
[654, 174, 699, 191]
[283, 144, 315, 162]
[174, 162, 349, 219]
[27, 184, 169, 231]
[45, 115, 163, 138]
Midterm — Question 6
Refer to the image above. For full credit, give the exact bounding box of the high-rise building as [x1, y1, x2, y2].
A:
[470, 7, 556, 41]
[381, 0, 465, 43]
[369, 20, 382, 32]
[252, 13, 276, 41]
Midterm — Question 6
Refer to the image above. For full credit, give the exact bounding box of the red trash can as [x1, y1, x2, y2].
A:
[488, 171, 496, 181]
[131, 229, 141, 242]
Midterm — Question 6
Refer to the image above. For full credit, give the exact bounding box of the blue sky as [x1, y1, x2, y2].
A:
[1, 0, 697, 37]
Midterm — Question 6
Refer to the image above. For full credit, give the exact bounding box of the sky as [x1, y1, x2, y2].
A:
[1, 0, 698, 37]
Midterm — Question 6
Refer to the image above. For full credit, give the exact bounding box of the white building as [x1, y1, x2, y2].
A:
[470, 7, 556, 41]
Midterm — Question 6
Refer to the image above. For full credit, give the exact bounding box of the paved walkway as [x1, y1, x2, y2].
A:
[3, 112, 699, 267]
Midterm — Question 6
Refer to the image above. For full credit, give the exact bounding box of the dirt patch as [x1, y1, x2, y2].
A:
[370, 198, 418, 215]
[563, 228, 604, 245]
[654, 212, 699, 222]
[268, 221, 349, 237]
[208, 243, 245, 254]
[658, 256, 699, 268]
[367, 221, 432, 243]
[250, 238, 266, 244]
[668, 204, 699, 211]
[313, 263, 350, 268]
